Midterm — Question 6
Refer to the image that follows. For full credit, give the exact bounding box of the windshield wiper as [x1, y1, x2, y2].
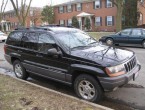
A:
[71, 46, 89, 50]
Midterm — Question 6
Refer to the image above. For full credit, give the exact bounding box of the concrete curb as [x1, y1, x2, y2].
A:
[1, 73, 113, 110]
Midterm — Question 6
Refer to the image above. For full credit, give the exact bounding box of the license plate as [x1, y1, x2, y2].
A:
[133, 72, 139, 81]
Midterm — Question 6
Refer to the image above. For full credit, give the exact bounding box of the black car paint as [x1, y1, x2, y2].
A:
[4, 28, 141, 91]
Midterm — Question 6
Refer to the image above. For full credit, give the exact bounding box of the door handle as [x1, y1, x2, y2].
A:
[17, 50, 22, 53]
[36, 54, 43, 57]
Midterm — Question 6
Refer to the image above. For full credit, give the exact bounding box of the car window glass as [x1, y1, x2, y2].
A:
[131, 29, 142, 36]
[38, 33, 55, 54]
[121, 29, 131, 35]
[7, 31, 23, 46]
[21, 32, 39, 50]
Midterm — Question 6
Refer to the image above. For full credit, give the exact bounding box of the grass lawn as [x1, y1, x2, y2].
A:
[87, 32, 115, 40]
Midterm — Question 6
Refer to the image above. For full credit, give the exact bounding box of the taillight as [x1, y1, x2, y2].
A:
[4, 44, 7, 54]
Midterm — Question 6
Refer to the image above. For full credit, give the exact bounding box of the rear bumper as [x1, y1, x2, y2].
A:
[4, 54, 12, 64]
[98, 64, 141, 91]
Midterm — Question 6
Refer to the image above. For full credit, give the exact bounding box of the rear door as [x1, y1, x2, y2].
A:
[115, 29, 131, 44]
[129, 29, 143, 45]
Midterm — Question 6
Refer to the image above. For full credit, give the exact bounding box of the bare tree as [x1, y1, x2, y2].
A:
[10, 0, 33, 26]
[110, 0, 124, 32]
[0, 0, 8, 22]
[30, 9, 41, 26]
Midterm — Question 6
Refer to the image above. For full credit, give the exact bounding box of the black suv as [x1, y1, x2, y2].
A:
[4, 26, 141, 102]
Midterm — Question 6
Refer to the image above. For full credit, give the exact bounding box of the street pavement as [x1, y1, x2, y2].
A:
[0, 42, 145, 109]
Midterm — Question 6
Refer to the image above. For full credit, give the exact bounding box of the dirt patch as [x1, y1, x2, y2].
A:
[123, 84, 144, 89]
[0, 74, 105, 110]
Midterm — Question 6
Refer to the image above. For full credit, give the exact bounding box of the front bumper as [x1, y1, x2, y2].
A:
[98, 64, 141, 91]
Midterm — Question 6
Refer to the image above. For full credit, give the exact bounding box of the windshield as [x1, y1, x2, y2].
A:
[56, 32, 98, 49]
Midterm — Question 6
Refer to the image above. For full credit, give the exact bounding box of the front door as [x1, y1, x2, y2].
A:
[34, 33, 69, 81]
[115, 29, 131, 44]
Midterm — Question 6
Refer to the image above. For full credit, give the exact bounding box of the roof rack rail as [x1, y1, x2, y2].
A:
[15, 26, 52, 31]
[40, 24, 75, 28]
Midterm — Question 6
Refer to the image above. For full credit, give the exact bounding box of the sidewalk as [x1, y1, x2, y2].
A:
[0, 74, 112, 110]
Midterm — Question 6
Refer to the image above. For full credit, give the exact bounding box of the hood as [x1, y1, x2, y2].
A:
[71, 45, 134, 67]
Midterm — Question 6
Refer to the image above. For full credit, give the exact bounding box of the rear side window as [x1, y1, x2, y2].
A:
[121, 29, 131, 36]
[142, 30, 145, 35]
[131, 29, 142, 36]
[7, 31, 23, 46]
[21, 32, 39, 50]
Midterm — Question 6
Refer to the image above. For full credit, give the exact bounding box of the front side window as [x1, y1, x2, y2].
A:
[67, 5, 72, 12]
[131, 29, 142, 36]
[59, 6, 64, 13]
[38, 33, 55, 54]
[121, 29, 131, 35]
[76, 3, 82, 11]
[106, 0, 113, 8]
[107, 16, 113, 26]
[95, 17, 101, 26]
[94, 0, 101, 9]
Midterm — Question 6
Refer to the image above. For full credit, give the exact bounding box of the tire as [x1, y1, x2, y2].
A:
[106, 38, 114, 46]
[74, 74, 103, 102]
[13, 60, 29, 80]
[142, 40, 145, 48]
[2, 40, 5, 42]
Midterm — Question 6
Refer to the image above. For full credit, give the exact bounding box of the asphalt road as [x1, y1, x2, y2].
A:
[0, 42, 145, 110]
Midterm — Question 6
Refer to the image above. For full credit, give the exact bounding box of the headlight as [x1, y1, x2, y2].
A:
[105, 64, 126, 77]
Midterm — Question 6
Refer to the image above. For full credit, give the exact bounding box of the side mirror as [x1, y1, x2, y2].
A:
[47, 48, 61, 56]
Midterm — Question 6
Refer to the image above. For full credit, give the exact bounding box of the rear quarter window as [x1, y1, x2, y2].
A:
[6, 31, 23, 46]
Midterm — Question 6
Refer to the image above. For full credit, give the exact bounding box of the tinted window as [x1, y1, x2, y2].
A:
[7, 31, 23, 46]
[121, 29, 131, 35]
[21, 32, 39, 50]
[38, 33, 55, 54]
[131, 29, 142, 36]
[142, 29, 145, 35]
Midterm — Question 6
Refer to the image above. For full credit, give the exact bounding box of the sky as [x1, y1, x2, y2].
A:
[1, 0, 71, 11]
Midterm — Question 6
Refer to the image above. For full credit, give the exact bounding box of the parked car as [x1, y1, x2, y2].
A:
[4, 26, 141, 102]
[0, 31, 7, 42]
[99, 28, 145, 48]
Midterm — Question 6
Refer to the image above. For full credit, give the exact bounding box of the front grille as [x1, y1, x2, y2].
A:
[124, 57, 137, 72]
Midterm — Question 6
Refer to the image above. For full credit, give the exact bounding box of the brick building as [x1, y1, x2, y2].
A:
[54, 0, 145, 32]
[1, 7, 43, 31]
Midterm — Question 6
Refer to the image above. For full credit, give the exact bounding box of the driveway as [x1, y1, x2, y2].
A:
[0, 42, 145, 109]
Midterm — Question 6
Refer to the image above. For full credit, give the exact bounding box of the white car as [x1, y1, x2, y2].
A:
[0, 31, 7, 42]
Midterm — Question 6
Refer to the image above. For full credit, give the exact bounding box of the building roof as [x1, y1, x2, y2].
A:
[54, 0, 95, 7]
[77, 12, 94, 17]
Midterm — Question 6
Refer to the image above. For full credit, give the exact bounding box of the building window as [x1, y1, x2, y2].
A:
[107, 16, 113, 26]
[30, 10, 34, 16]
[67, 19, 72, 26]
[106, 0, 113, 8]
[60, 20, 65, 26]
[94, 0, 101, 9]
[67, 5, 72, 12]
[59, 6, 64, 13]
[95, 17, 101, 26]
[76, 3, 82, 11]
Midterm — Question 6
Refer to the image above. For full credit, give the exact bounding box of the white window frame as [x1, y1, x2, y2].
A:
[95, 0, 101, 9]
[68, 19, 72, 26]
[59, 6, 64, 13]
[107, 16, 113, 26]
[106, 0, 113, 8]
[67, 5, 72, 12]
[60, 20, 65, 26]
[77, 3, 82, 11]
[95, 17, 101, 26]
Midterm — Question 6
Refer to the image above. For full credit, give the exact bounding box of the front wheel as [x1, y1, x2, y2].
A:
[74, 74, 103, 102]
[13, 60, 29, 80]
[106, 38, 114, 46]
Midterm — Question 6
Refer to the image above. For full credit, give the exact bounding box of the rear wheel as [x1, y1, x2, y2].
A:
[74, 74, 103, 102]
[13, 60, 29, 80]
[142, 40, 145, 48]
[106, 38, 114, 46]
